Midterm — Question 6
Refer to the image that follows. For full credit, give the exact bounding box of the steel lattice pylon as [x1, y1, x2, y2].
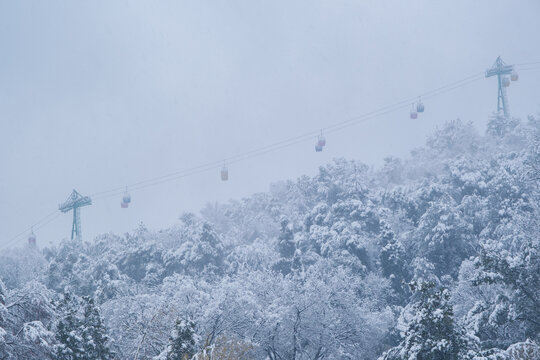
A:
[59, 189, 92, 240]
[485, 56, 514, 118]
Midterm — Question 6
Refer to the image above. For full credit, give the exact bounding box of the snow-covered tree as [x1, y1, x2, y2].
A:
[165, 318, 197, 360]
[55, 293, 114, 360]
[379, 222, 410, 299]
[473, 235, 540, 345]
[81, 297, 114, 359]
[55, 292, 86, 359]
[380, 281, 474, 360]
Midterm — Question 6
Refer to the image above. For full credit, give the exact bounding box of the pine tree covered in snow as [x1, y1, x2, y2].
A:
[55, 293, 85, 359]
[54, 293, 113, 360]
[165, 318, 197, 360]
[380, 281, 473, 360]
[81, 297, 114, 359]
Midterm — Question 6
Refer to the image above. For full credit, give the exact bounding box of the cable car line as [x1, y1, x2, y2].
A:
[515, 61, 540, 67]
[2, 212, 62, 251]
[0, 70, 497, 247]
[91, 73, 488, 203]
[87, 71, 508, 203]
[4, 210, 58, 245]
[3, 63, 540, 249]
[89, 71, 487, 200]
[516, 67, 540, 72]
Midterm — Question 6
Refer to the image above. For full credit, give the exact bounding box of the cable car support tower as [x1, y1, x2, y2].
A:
[59, 189, 92, 240]
[485, 56, 515, 118]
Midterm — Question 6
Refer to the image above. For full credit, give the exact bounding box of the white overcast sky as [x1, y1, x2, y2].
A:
[1, 0, 540, 249]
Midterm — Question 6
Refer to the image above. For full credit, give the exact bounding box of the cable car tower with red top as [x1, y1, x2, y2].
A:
[59, 189, 92, 240]
[485, 56, 518, 118]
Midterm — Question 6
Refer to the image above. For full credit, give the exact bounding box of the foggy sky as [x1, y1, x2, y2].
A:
[1, 0, 540, 249]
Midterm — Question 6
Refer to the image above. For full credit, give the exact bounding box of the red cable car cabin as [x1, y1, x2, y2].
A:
[511, 71, 519, 81]
[28, 232, 36, 246]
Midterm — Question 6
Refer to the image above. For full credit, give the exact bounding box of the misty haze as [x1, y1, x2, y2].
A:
[1, 1, 540, 359]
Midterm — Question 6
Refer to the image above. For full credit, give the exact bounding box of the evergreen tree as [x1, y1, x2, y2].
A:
[55, 293, 85, 360]
[55, 293, 114, 360]
[380, 281, 473, 360]
[473, 236, 540, 343]
[81, 296, 114, 359]
[277, 217, 295, 259]
[415, 196, 475, 278]
[273, 217, 296, 274]
[166, 318, 197, 360]
[378, 223, 409, 299]
[56, 312, 84, 359]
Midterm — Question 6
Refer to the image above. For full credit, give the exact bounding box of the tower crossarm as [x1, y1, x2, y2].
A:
[485, 65, 513, 78]
[485, 56, 514, 78]
[58, 189, 92, 212]
[59, 189, 92, 240]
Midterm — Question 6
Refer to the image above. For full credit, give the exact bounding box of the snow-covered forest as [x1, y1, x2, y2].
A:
[1, 114, 540, 359]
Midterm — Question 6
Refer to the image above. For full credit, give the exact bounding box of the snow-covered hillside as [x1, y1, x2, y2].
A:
[1, 114, 540, 359]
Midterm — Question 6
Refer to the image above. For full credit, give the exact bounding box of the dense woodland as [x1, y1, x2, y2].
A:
[1, 114, 540, 359]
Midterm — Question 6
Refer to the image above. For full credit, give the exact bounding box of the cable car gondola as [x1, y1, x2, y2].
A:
[121, 188, 131, 208]
[502, 77, 510, 87]
[317, 130, 326, 147]
[28, 229, 36, 246]
[221, 164, 229, 181]
[315, 144, 323, 152]
[511, 71, 519, 81]
[416, 98, 424, 113]
[410, 104, 418, 119]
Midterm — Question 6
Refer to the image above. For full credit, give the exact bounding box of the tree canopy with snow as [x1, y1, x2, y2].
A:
[1, 114, 540, 359]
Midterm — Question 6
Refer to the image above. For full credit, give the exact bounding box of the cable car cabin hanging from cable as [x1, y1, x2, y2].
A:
[315, 130, 325, 152]
[410, 104, 418, 119]
[502, 77, 510, 87]
[121, 189, 131, 208]
[416, 99, 424, 113]
[221, 165, 229, 181]
[511, 71, 519, 81]
[317, 130, 326, 147]
[28, 230, 36, 246]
